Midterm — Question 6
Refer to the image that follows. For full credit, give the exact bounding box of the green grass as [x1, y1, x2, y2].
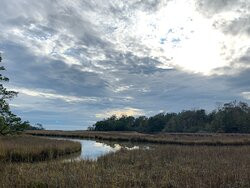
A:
[0, 135, 81, 162]
[27, 130, 250, 146]
[1, 145, 250, 187]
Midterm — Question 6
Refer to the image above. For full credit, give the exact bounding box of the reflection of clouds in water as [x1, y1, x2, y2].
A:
[94, 142, 103, 147]
[50, 137, 149, 161]
[144, 146, 150, 150]
[94, 142, 140, 151]
[81, 141, 142, 160]
[93, 142, 140, 151]
[125, 146, 139, 150]
[94, 142, 111, 149]
[94, 142, 121, 151]
[114, 144, 122, 150]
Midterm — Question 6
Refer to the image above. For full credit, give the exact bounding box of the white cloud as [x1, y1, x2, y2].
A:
[10, 87, 99, 103]
[95, 107, 144, 118]
[113, 85, 133, 93]
[1, 0, 250, 129]
[2, 0, 249, 76]
[242, 92, 250, 100]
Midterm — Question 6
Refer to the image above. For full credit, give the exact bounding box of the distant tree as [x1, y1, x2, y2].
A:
[211, 101, 250, 133]
[146, 113, 167, 133]
[36, 123, 44, 130]
[88, 101, 250, 134]
[0, 55, 29, 135]
[116, 115, 135, 131]
[133, 116, 148, 132]
[26, 123, 45, 130]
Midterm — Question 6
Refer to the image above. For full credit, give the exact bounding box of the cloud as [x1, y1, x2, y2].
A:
[0, 0, 249, 129]
[222, 16, 250, 37]
[194, 0, 250, 75]
[10, 87, 99, 103]
[196, 0, 242, 15]
[96, 107, 144, 118]
[242, 92, 250, 100]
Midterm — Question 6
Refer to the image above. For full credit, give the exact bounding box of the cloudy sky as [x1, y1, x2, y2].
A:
[0, 0, 249, 130]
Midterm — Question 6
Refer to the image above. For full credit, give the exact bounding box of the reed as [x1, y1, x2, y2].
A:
[1, 145, 250, 187]
[0, 135, 81, 162]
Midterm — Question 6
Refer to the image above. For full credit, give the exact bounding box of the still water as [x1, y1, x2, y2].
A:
[49, 137, 150, 161]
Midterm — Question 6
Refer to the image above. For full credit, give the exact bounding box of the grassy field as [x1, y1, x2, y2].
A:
[1, 132, 250, 187]
[26, 130, 250, 146]
[0, 145, 250, 187]
[0, 135, 81, 162]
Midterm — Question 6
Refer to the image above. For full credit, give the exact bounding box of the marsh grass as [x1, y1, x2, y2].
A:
[1, 132, 250, 187]
[0, 135, 81, 162]
[1, 145, 250, 187]
[27, 130, 250, 146]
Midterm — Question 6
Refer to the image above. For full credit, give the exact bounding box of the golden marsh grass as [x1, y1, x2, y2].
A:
[0, 135, 81, 162]
[27, 130, 250, 146]
[1, 145, 250, 187]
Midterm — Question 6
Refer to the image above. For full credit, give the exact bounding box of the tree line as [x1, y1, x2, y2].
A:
[89, 101, 250, 133]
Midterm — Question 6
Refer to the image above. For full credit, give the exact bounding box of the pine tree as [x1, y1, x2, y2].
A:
[0, 54, 29, 135]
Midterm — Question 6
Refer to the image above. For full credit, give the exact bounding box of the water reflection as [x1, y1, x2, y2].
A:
[77, 140, 120, 160]
[49, 137, 150, 161]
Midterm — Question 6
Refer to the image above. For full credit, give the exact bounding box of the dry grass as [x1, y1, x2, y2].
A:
[27, 130, 250, 146]
[1, 145, 250, 187]
[0, 135, 81, 162]
[1, 132, 249, 187]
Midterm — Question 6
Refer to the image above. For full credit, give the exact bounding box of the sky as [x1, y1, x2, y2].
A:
[0, 0, 250, 130]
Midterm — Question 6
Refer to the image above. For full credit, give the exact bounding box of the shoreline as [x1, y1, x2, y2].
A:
[26, 130, 250, 146]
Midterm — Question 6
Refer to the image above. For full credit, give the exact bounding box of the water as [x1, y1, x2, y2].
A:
[49, 137, 150, 161]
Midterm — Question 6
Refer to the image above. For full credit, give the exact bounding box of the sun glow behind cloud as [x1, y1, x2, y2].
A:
[127, 0, 228, 74]
[1, 0, 250, 130]
[3, 0, 249, 76]
[95, 107, 144, 118]
[94, 0, 249, 75]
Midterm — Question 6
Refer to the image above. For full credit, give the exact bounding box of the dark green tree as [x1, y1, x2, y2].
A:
[211, 101, 250, 133]
[0, 55, 29, 135]
[147, 113, 167, 132]
[133, 116, 148, 132]
[88, 101, 249, 133]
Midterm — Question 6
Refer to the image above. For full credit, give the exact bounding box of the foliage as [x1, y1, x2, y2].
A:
[0, 55, 29, 135]
[89, 101, 250, 133]
[26, 123, 45, 130]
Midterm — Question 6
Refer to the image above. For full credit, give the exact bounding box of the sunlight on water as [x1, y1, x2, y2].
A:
[49, 137, 149, 161]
